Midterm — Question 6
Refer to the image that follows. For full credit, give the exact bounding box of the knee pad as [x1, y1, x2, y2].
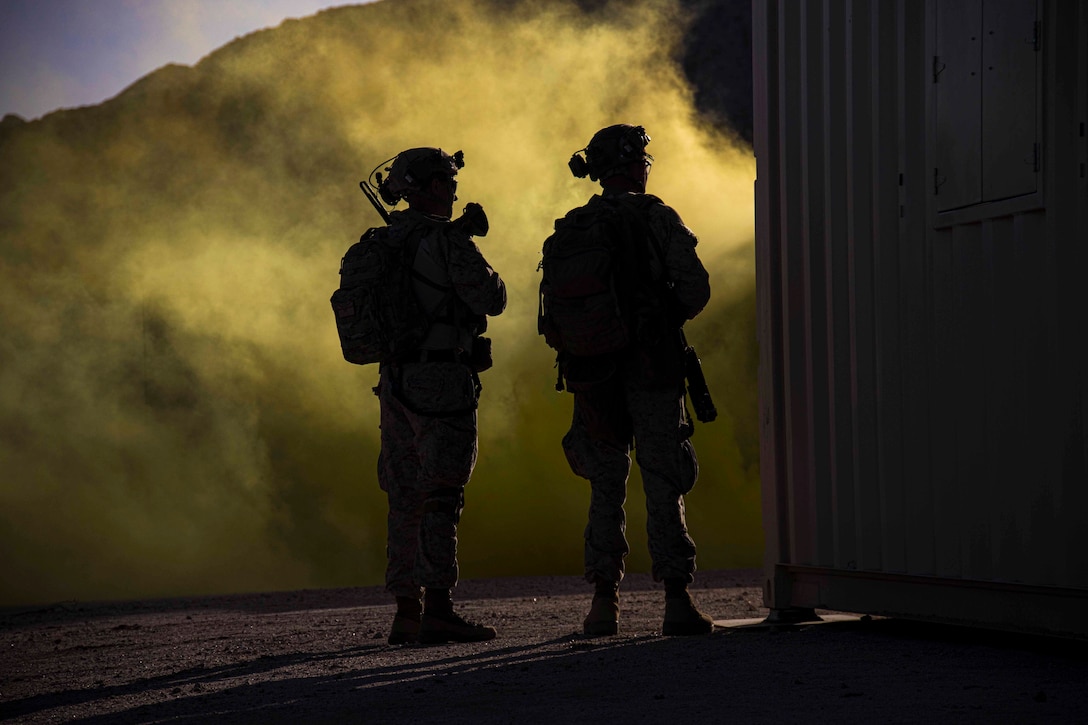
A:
[678, 439, 698, 494]
[423, 489, 464, 522]
[562, 429, 590, 480]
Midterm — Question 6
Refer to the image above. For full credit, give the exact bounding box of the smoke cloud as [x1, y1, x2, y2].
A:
[0, 0, 757, 606]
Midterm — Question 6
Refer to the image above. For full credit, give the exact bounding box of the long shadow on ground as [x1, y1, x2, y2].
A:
[10, 618, 1086, 725]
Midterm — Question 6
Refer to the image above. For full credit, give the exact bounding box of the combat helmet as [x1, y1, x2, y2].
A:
[568, 124, 652, 182]
[376, 147, 464, 205]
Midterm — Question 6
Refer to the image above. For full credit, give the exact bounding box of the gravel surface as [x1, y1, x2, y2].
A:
[3, 569, 1087, 724]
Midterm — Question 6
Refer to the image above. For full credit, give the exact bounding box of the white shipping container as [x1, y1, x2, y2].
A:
[753, 0, 1088, 636]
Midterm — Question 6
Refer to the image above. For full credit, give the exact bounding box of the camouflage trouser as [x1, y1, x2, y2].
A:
[562, 379, 699, 585]
[377, 361, 479, 598]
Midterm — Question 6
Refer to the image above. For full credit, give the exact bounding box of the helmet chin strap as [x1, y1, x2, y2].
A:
[408, 197, 453, 218]
[602, 176, 645, 193]
[407, 179, 455, 218]
[601, 161, 649, 193]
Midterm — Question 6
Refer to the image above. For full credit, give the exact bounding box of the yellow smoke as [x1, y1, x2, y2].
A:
[0, 0, 757, 606]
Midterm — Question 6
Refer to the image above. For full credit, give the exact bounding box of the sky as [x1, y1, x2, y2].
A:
[0, 0, 372, 121]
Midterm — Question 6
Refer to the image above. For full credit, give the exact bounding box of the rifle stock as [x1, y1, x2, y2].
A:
[680, 330, 717, 423]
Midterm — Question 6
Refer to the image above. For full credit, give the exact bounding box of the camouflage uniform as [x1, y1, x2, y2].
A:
[560, 190, 710, 585]
[376, 208, 506, 599]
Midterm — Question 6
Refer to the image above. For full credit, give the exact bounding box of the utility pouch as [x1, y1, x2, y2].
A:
[470, 336, 493, 372]
[395, 362, 479, 416]
[577, 379, 634, 448]
[561, 354, 617, 393]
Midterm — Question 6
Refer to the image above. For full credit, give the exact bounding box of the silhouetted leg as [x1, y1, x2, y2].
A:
[628, 385, 698, 583]
[563, 393, 633, 584]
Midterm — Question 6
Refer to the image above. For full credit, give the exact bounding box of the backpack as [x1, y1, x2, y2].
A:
[331, 224, 438, 365]
[537, 196, 660, 356]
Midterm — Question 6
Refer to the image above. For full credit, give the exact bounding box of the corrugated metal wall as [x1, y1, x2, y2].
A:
[754, 0, 1088, 635]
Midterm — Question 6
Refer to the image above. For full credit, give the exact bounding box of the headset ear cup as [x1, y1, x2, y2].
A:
[568, 153, 589, 179]
[377, 179, 399, 205]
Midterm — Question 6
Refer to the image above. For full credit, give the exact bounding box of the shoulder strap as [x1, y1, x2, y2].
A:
[610, 196, 668, 291]
[402, 226, 459, 325]
[400, 231, 447, 291]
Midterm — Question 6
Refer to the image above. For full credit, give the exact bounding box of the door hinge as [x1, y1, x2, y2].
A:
[932, 55, 946, 83]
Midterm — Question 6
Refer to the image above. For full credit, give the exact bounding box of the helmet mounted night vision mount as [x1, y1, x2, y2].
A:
[358, 148, 487, 235]
[365, 147, 465, 207]
[568, 124, 652, 182]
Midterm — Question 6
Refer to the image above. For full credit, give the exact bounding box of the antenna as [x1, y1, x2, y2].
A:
[359, 179, 391, 224]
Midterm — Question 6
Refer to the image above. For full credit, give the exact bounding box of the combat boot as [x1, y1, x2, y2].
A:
[662, 579, 714, 636]
[388, 595, 422, 644]
[583, 579, 620, 636]
[418, 588, 497, 644]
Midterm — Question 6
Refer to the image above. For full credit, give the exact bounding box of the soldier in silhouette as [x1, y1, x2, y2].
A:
[541, 125, 715, 636]
[370, 148, 506, 644]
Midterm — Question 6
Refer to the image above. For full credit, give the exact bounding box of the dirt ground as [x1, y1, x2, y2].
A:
[2, 568, 1087, 724]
